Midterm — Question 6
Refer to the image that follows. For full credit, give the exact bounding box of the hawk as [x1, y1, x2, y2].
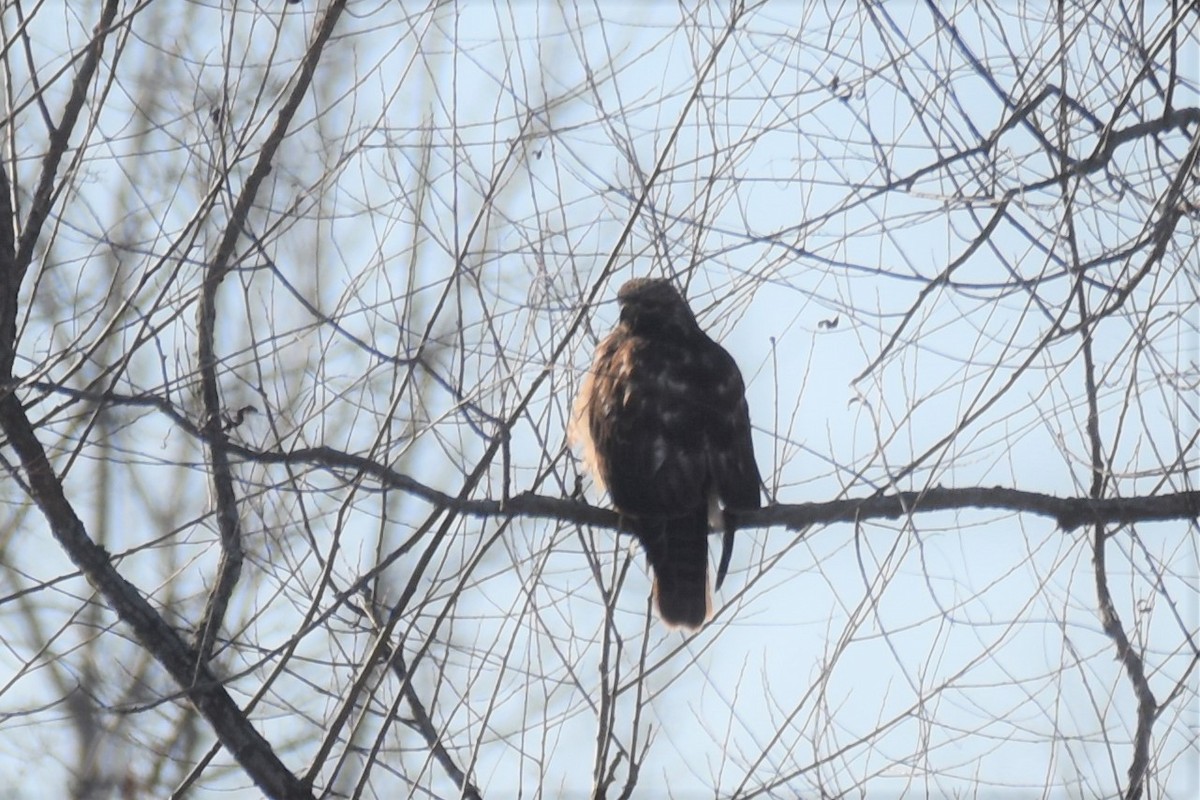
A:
[572, 278, 762, 630]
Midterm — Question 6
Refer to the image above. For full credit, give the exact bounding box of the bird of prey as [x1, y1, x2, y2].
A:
[572, 278, 762, 630]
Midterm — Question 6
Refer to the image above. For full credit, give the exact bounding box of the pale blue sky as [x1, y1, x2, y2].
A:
[0, 2, 1195, 797]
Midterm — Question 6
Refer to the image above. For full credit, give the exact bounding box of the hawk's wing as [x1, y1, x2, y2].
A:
[701, 339, 761, 590]
[704, 341, 761, 509]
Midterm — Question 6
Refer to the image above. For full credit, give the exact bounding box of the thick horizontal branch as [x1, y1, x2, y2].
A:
[14, 383, 1199, 535]
[740, 486, 1200, 533]
[460, 486, 1200, 535]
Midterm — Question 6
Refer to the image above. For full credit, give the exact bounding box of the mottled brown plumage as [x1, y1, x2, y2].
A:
[572, 278, 761, 630]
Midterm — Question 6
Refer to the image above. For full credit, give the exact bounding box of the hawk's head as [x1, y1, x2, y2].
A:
[616, 278, 701, 338]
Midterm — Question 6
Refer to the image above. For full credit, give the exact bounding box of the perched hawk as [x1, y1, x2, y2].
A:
[572, 278, 762, 630]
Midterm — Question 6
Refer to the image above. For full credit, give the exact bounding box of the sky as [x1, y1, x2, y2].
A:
[0, 1, 1196, 798]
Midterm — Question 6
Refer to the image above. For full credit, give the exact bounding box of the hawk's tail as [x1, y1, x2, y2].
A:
[633, 508, 711, 631]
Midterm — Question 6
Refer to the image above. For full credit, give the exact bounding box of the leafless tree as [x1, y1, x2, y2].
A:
[1, 2, 1196, 798]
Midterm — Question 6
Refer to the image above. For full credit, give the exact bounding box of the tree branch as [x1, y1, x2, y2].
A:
[192, 0, 350, 666]
[12, 382, 1198, 537]
[0, 394, 312, 799]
